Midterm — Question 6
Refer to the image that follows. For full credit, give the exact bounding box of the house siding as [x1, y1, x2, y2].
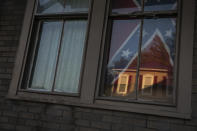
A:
[0, 0, 197, 131]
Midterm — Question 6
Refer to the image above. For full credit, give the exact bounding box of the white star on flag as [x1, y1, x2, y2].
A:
[121, 49, 132, 58]
[165, 29, 172, 38]
[143, 30, 148, 37]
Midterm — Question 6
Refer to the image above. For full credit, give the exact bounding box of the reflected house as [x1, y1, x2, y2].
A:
[111, 30, 174, 100]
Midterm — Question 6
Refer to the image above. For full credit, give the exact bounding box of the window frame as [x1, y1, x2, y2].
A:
[98, 1, 178, 104]
[8, 0, 195, 119]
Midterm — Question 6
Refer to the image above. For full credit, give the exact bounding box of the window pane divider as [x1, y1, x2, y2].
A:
[134, 19, 144, 100]
[51, 20, 65, 92]
[134, 0, 145, 101]
[35, 12, 88, 19]
[35, 16, 88, 20]
[109, 11, 177, 19]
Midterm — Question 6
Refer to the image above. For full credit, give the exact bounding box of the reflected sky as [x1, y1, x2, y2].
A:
[111, 0, 177, 14]
[37, 0, 89, 14]
[112, 0, 141, 14]
[144, 0, 177, 11]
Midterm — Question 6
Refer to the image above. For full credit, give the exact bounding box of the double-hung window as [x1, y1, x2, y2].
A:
[29, 0, 89, 94]
[19, 0, 89, 95]
[99, 0, 178, 105]
[8, 0, 195, 118]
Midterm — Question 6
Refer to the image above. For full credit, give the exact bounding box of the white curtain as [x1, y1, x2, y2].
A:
[30, 22, 63, 91]
[54, 20, 87, 93]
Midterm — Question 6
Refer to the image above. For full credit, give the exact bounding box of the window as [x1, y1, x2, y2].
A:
[22, 0, 89, 95]
[8, 0, 195, 119]
[99, 0, 177, 105]
[117, 74, 129, 95]
[142, 74, 153, 96]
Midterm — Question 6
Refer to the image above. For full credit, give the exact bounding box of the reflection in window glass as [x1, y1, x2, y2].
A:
[117, 75, 128, 95]
[100, 17, 176, 104]
[37, 0, 65, 14]
[64, 0, 89, 12]
[37, 0, 89, 14]
[112, 0, 141, 14]
[101, 20, 141, 98]
[144, 0, 177, 11]
[142, 74, 153, 95]
[138, 18, 176, 103]
[29, 22, 63, 91]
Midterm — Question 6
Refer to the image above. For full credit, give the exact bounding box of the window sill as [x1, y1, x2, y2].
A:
[7, 91, 191, 119]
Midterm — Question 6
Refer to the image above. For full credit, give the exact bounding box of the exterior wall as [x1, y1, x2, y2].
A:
[0, 0, 197, 131]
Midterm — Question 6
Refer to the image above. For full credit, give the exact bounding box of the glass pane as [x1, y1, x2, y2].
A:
[21, 21, 40, 89]
[29, 21, 63, 91]
[64, 0, 89, 12]
[54, 20, 87, 93]
[100, 20, 141, 99]
[144, 0, 177, 11]
[112, 0, 142, 14]
[37, 0, 90, 14]
[138, 18, 176, 104]
[37, 0, 65, 14]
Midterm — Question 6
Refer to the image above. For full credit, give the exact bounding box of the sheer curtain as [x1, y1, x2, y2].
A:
[54, 20, 87, 93]
[29, 22, 63, 91]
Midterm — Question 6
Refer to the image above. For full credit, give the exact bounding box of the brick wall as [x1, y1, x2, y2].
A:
[0, 0, 197, 131]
